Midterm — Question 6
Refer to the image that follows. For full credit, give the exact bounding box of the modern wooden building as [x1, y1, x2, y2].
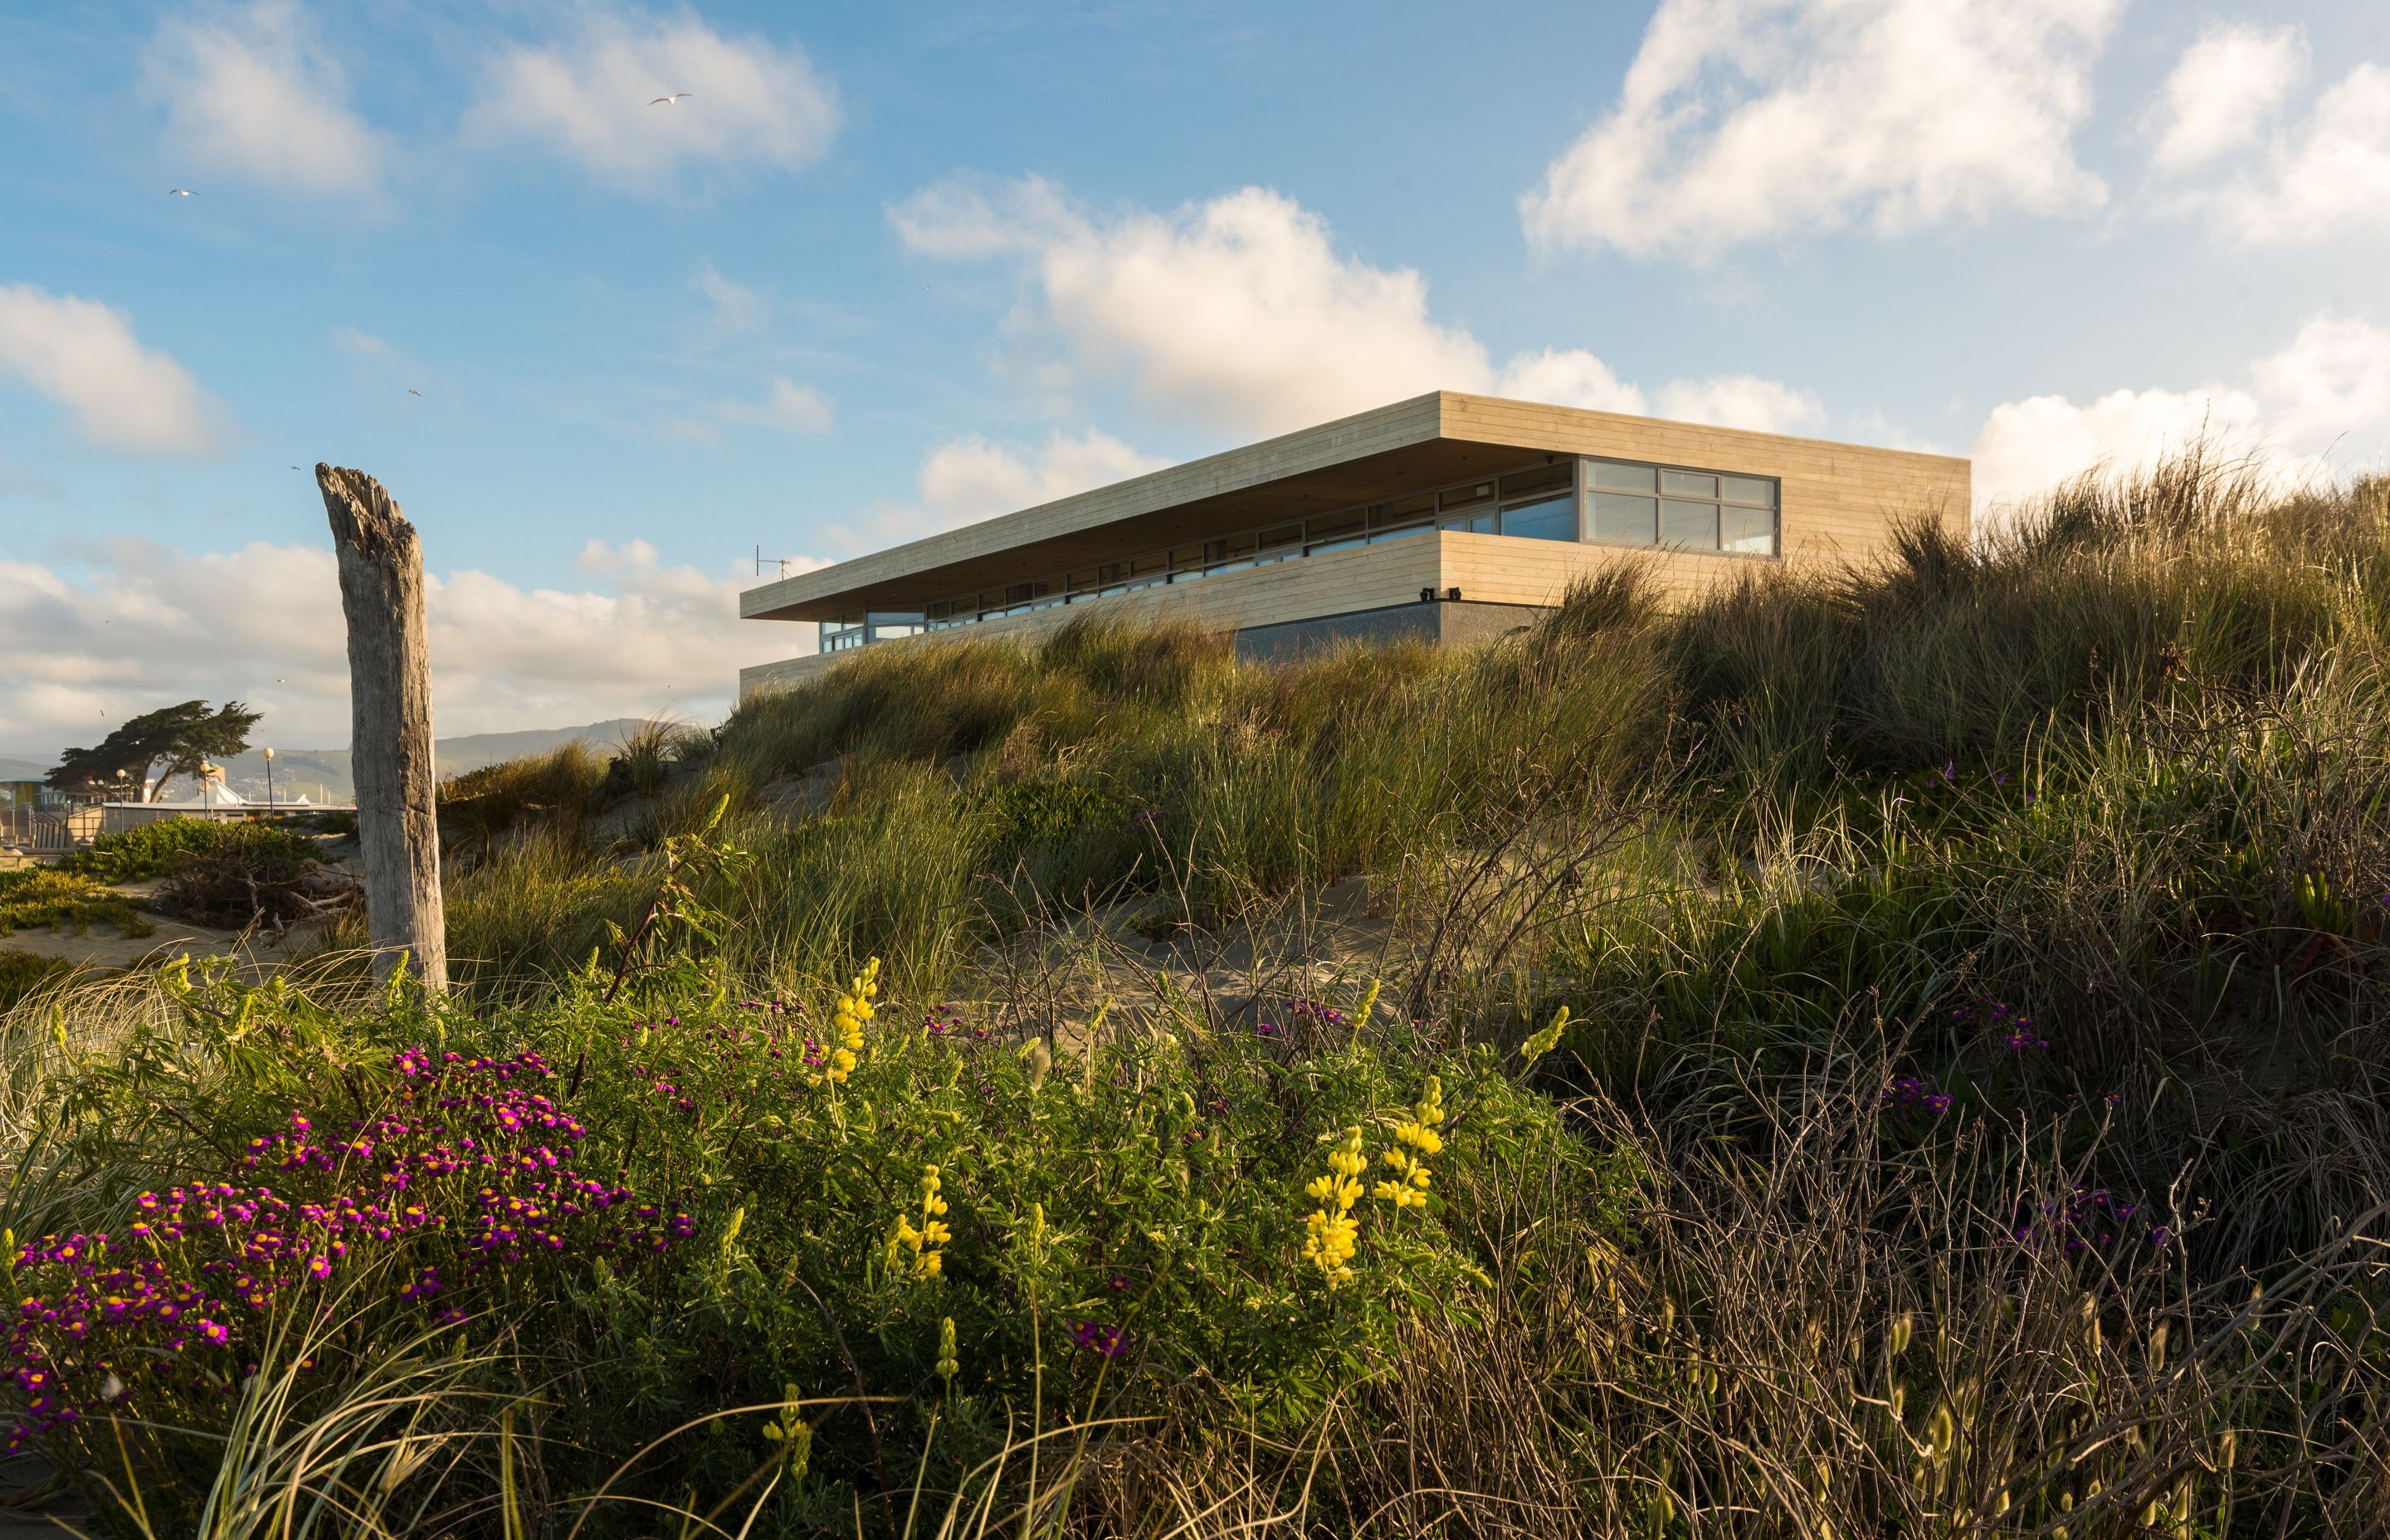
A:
[739, 391, 1969, 698]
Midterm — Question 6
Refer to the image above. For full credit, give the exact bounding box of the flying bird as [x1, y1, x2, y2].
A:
[407, 388, 422, 397]
[168, 188, 193, 196]
[648, 92, 692, 105]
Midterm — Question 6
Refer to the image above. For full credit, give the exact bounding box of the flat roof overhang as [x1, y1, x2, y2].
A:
[742, 391, 1970, 622]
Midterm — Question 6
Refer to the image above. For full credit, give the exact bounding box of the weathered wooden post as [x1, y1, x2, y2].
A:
[317, 464, 447, 993]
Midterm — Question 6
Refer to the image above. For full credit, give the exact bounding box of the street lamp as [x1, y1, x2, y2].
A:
[200, 762, 216, 815]
[263, 746, 276, 811]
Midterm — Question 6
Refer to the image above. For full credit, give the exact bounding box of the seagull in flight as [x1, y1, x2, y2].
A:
[407, 388, 422, 397]
[648, 92, 692, 105]
[168, 188, 193, 197]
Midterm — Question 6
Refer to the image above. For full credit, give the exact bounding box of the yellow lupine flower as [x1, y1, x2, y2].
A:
[1300, 1127, 1368, 1287]
[890, 1163, 949, 1281]
[1374, 1079, 1446, 1211]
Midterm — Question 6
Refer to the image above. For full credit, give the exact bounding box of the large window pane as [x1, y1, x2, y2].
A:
[1720, 475, 1776, 507]
[1500, 463, 1573, 501]
[1661, 470, 1718, 498]
[1592, 493, 1656, 543]
[1588, 461, 1656, 493]
[1440, 481, 1495, 514]
[1661, 499, 1718, 548]
[1308, 509, 1366, 543]
[1721, 504, 1777, 554]
[1501, 494, 1576, 542]
[1382, 491, 1437, 527]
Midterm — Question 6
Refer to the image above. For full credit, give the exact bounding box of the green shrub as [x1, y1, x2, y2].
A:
[1, 959, 1633, 1528]
[55, 817, 319, 885]
[0, 869, 153, 938]
[0, 949, 77, 1008]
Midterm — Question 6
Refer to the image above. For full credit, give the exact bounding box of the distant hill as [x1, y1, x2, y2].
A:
[2, 719, 657, 804]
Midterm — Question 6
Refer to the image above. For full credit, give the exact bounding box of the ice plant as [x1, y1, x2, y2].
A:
[2, 1048, 695, 1448]
[1373, 1075, 1446, 1211]
[1300, 1127, 1368, 1287]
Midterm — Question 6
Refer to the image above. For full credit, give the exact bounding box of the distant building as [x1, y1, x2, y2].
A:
[738, 391, 1971, 697]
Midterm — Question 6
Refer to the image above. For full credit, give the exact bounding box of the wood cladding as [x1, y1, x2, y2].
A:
[737, 392, 1971, 698]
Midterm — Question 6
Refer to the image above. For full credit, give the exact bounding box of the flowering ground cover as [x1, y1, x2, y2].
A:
[3, 456, 2388, 1535]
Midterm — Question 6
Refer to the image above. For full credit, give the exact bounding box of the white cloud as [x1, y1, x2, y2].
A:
[0, 537, 786, 756]
[469, 10, 839, 188]
[691, 261, 767, 334]
[1494, 349, 1648, 415]
[2251, 314, 2390, 449]
[715, 378, 833, 434]
[1521, 0, 2122, 260]
[1968, 314, 2390, 514]
[0, 285, 226, 456]
[144, 0, 386, 196]
[832, 429, 1171, 551]
[666, 377, 836, 442]
[2169, 61, 2390, 243]
[1655, 375, 1827, 435]
[893, 176, 1815, 436]
[2144, 23, 2305, 175]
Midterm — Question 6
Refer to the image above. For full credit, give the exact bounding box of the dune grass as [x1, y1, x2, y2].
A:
[5, 454, 2389, 1534]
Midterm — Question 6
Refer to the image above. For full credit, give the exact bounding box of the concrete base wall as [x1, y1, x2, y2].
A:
[1234, 598, 1549, 663]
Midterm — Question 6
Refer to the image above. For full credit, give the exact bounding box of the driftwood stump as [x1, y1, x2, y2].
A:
[317, 465, 447, 992]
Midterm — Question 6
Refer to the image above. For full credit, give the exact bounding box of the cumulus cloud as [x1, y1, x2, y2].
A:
[469, 10, 839, 188]
[2144, 23, 2305, 175]
[892, 177, 1816, 436]
[1969, 314, 2390, 514]
[1655, 376, 1827, 435]
[2152, 48, 2390, 244]
[0, 537, 787, 756]
[831, 429, 1171, 551]
[1521, 0, 2122, 260]
[144, 0, 386, 196]
[0, 285, 226, 456]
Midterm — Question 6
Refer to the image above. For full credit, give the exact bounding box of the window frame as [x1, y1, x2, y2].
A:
[1578, 455, 1779, 559]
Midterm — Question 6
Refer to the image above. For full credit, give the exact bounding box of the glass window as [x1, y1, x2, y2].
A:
[1661, 499, 1717, 548]
[1721, 505, 1776, 553]
[1501, 495, 1576, 542]
[1368, 521, 1431, 543]
[1720, 475, 1775, 507]
[1661, 470, 1718, 498]
[1440, 482, 1495, 514]
[1588, 461, 1656, 493]
[1500, 463, 1573, 502]
[1381, 491, 1437, 528]
[1591, 493, 1656, 544]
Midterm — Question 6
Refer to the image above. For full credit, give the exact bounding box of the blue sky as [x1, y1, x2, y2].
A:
[3, 0, 2387, 758]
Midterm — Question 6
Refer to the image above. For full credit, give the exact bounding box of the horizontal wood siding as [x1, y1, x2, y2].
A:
[1438, 393, 1971, 560]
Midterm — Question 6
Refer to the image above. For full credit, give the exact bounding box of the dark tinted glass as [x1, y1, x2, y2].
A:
[1501, 495, 1576, 542]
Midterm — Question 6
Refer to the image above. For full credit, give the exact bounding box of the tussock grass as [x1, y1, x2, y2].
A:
[7, 452, 2390, 1533]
